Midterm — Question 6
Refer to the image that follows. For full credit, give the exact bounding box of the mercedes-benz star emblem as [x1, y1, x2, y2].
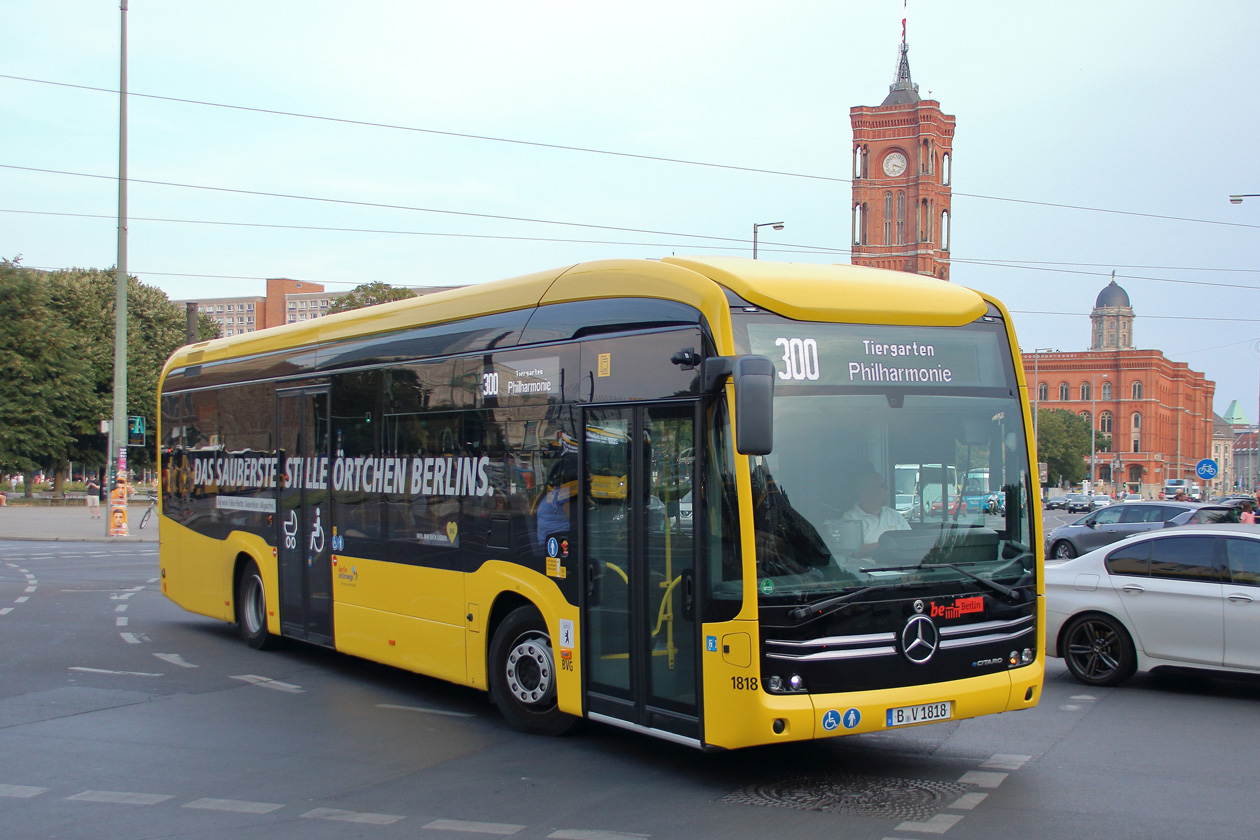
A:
[901, 614, 940, 665]
[913, 599, 925, 614]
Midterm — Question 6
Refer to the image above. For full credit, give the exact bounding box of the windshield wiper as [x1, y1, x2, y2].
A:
[918, 562, 1022, 602]
[786, 586, 877, 622]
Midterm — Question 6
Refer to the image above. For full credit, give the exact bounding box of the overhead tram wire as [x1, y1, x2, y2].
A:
[9, 203, 1259, 294]
[0, 163, 841, 256]
[0, 207, 850, 257]
[3, 72, 1259, 233]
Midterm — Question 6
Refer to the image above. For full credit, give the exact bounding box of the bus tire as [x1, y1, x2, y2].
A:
[489, 606, 576, 736]
[237, 559, 278, 651]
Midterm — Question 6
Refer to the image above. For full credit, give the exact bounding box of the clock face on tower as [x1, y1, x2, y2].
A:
[883, 151, 907, 177]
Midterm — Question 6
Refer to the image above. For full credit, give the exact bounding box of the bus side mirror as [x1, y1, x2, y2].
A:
[704, 355, 775, 456]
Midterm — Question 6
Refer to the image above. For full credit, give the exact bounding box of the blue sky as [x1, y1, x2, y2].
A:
[4, 1, 1259, 416]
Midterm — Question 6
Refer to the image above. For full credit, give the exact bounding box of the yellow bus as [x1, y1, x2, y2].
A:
[157, 257, 1043, 750]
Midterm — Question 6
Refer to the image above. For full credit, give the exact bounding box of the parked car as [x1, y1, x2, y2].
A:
[1064, 493, 1092, 513]
[1166, 504, 1241, 527]
[1046, 523, 1260, 686]
[1045, 500, 1199, 559]
[1090, 495, 1112, 509]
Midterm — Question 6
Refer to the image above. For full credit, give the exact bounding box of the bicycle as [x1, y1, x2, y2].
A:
[139, 499, 157, 530]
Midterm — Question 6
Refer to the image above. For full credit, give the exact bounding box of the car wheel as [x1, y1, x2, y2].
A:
[1051, 541, 1077, 559]
[1062, 613, 1136, 687]
[488, 606, 577, 736]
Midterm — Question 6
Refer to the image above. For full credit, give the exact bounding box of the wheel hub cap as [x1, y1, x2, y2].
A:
[506, 638, 554, 705]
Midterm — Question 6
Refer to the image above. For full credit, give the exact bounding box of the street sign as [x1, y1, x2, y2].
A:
[1195, 458, 1218, 481]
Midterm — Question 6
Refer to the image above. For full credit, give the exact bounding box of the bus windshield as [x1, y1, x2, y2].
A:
[739, 317, 1036, 606]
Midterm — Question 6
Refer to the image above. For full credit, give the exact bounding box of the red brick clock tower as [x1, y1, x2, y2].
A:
[850, 29, 955, 280]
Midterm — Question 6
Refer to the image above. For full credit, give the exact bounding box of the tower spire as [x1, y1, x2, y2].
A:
[883, 4, 920, 106]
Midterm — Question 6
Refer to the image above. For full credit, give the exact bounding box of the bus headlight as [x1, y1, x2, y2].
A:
[767, 674, 808, 694]
[1020, 648, 1034, 665]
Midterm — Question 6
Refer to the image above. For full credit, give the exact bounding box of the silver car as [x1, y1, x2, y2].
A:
[1046, 501, 1198, 559]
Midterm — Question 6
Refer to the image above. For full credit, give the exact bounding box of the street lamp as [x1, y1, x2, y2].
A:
[1091, 372, 1107, 490]
[752, 221, 784, 259]
[1229, 194, 1260, 204]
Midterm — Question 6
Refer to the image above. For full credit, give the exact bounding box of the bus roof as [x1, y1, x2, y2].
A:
[164, 257, 994, 375]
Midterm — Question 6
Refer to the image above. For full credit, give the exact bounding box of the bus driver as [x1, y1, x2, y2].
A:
[841, 470, 910, 557]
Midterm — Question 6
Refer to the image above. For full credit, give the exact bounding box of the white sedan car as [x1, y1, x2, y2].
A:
[1045, 524, 1260, 686]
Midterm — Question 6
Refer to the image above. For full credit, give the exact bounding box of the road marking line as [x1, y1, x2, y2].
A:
[957, 770, 1008, 788]
[423, 819, 526, 834]
[147, 577, 159, 582]
[894, 814, 964, 834]
[1070, 694, 1097, 701]
[120, 632, 141, 644]
[231, 674, 304, 693]
[0, 608, 12, 615]
[116, 617, 128, 626]
[154, 653, 197, 668]
[184, 797, 284, 813]
[115, 605, 128, 612]
[24, 586, 37, 592]
[0, 784, 49, 798]
[70, 666, 163, 677]
[302, 807, 404, 825]
[948, 792, 988, 810]
[981, 754, 1031, 770]
[549, 831, 651, 840]
[15, 597, 29, 603]
[377, 703, 475, 718]
[67, 790, 173, 805]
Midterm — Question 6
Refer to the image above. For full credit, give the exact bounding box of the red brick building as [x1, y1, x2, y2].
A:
[1023, 281, 1215, 496]
[850, 31, 954, 280]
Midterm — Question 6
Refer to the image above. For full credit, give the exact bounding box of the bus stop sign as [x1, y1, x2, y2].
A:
[1195, 459, 1218, 481]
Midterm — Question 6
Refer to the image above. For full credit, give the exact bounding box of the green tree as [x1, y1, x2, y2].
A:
[325, 282, 416, 314]
[43, 267, 220, 480]
[0, 260, 95, 494]
[1036, 408, 1110, 487]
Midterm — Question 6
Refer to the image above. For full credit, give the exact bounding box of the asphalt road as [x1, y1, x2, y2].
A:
[2, 539, 1258, 840]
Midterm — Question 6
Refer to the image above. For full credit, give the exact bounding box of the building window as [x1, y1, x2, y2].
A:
[1079, 410, 1091, 426]
[1132, 381, 1143, 399]
[940, 209, 950, 250]
[288, 315, 296, 322]
[320, 300, 329, 308]
[288, 301, 297, 310]
[1080, 382, 1091, 401]
[1037, 382, 1048, 402]
[1131, 412, 1141, 430]
[216, 305, 224, 312]
[884, 192, 893, 245]
[1058, 382, 1069, 401]
[896, 191, 905, 245]
[1102, 381, 1112, 400]
[1100, 411, 1112, 433]
[1132, 437, 1140, 453]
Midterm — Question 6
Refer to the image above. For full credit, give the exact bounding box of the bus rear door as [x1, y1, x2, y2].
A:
[276, 387, 334, 646]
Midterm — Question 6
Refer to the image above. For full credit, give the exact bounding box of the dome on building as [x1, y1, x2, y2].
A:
[1095, 279, 1131, 309]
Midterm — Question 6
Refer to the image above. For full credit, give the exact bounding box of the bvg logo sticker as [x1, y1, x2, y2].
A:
[930, 596, 984, 619]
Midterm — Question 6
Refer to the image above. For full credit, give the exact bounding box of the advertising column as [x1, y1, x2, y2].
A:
[109, 446, 129, 537]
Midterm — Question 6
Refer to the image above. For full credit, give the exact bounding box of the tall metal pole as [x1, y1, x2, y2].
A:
[110, 0, 129, 535]
[1090, 373, 1097, 490]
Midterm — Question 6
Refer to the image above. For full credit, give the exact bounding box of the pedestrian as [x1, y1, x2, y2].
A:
[1240, 501, 1256, 525]
[85, 476, 101, 519]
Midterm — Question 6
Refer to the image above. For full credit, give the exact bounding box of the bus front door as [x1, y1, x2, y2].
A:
[583, 404, 699, 742]
[275, 387, 333, 646]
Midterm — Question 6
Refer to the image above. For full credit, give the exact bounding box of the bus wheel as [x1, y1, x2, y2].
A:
[237, 559, 278, 651]
[489, 606, 576, 736]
